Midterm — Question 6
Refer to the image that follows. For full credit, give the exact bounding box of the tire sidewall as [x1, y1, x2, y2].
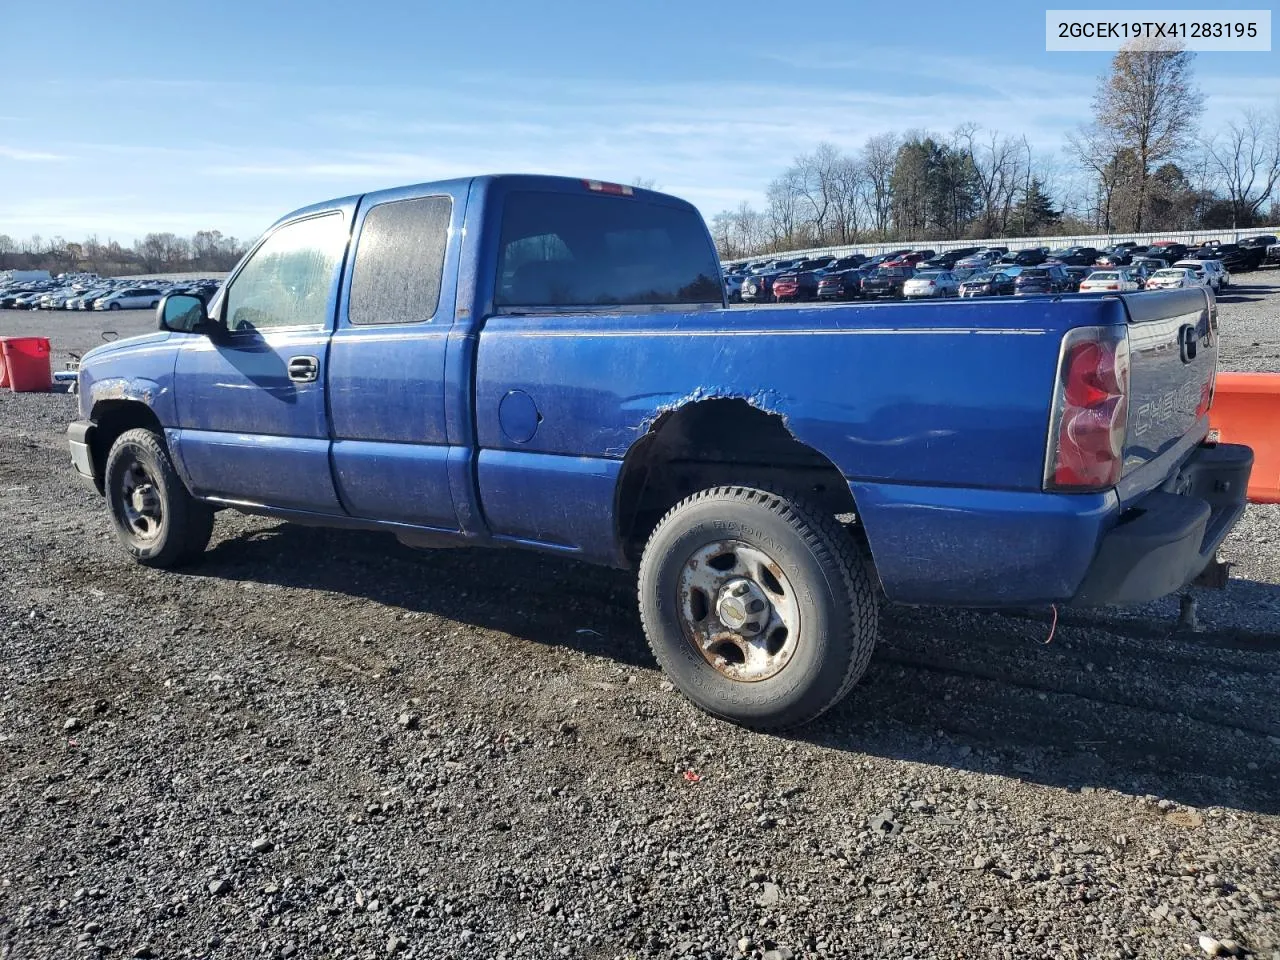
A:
[640, 492, 851, 726]
[104, 433, 180, 562]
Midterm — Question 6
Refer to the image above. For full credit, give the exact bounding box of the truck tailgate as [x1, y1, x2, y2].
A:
[1120, 288, 1216, 492]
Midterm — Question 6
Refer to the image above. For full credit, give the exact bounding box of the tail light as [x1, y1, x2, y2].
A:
[1045, 326, 1131, 491]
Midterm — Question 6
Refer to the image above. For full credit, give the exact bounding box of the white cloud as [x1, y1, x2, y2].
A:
[0, 145, 69, 162]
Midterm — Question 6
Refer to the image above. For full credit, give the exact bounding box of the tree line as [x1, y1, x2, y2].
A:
[711, 43, 1280, 259]
[0, 230, 249, 276]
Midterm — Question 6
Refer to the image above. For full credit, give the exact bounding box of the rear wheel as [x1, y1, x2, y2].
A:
[104, 428, 214, 567]
[109, 302, 121, 310]
[638, 485, 878, 729]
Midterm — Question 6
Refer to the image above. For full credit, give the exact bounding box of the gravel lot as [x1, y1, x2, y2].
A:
[2, 278, 1278, 960]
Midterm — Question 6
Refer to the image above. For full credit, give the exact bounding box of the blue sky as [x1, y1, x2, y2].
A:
[1, 0, 1276, 244]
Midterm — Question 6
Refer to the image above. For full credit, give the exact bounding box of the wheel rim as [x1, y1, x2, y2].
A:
[677, 540, 801, 682]
[115, 456, 163, 541]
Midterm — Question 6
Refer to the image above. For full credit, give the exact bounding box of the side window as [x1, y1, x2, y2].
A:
[224, 213, 347, 333]
[348, 196, 452, 325]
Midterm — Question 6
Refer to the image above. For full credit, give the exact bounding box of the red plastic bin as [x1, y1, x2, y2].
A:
[1, 337, 52, 392]
[0, 338, 8, 389]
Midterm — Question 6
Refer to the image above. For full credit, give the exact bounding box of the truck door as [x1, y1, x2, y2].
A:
[325, 183, 467, 529]
[172, 208, 353, 513]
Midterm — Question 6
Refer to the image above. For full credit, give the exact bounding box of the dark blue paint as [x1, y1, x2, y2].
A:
[74, 174, 1215, 608]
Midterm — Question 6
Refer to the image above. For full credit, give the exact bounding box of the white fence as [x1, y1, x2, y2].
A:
[733, 225, 1280, 263]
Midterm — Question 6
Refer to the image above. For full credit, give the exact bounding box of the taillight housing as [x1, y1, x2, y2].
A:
[1044, 326, 1131, 491]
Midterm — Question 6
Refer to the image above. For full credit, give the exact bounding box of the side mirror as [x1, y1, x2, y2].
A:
[158, 293, 209, 334]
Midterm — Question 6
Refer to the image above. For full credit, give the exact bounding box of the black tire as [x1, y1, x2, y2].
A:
[104, 428, 214, 567]
[638, 485, 878, 729]
[109, 302, 121, 310]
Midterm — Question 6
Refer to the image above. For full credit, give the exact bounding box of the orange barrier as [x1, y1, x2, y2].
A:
[1209, 372, 1280, 504]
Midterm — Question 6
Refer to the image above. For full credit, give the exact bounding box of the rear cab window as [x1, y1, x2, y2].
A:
[494, 189, 722, 310]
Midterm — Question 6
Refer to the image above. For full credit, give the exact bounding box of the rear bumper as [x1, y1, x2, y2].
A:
[1071, 442, 1252, 606]
[67, 419, 98, 485]
[849, 442, 1252, 608]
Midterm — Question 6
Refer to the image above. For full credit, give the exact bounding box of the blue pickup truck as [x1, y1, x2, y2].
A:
[68, 175, 1252, 728]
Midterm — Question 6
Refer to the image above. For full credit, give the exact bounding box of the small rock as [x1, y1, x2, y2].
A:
[250, 837, 274, 854]
[132, 947, 155, 959]
[558, 720, 578, 736]
[763, 949, 794, 960]
[756, 882, 781, 907]
[84, 922, 102, 934]
[1071, 843, 1096, 855]
[1219, 941, 1241, 956]
[675, 941, 694, 955]
[387, 935, 407, 954]
[208, 879, 231, 896]
[974, 856, 995, 871]
[909, 800, 933, 813]
[397, 712, 419, 730]
[737, 937, 753, 953]
[1199, 935, 1224, 956]
[63, 717, 82, 733]
[868, 812, 900, 836]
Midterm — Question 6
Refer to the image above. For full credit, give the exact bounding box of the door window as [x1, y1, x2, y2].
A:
[224, 213, 347, 333]
[348, 196, 452, 325]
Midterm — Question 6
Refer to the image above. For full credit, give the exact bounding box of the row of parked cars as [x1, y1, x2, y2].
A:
[724, 234, 1276, 303]
[0, 275, 222, 312]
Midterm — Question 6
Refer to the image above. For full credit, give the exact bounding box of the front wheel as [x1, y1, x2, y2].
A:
[104, 428, 214, 567]
[109, 302, 121, 310]
[638, 485, 879, 729]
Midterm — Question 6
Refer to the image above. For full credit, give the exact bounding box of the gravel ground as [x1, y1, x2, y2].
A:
[1, 278, 1278, 960]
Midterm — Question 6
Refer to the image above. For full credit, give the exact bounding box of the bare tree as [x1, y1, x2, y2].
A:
[1090, 40, 1203, 230]
[766, 168, 804, 247]
[1066, 122, 1129, 229]
[1202, 107, 1280, 228]
[954, 124, 1024, 236]
[860, 132, 899, 236]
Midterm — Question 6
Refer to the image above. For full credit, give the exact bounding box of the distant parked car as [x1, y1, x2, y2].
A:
[826, 254, 868, 272]
[920, 247, 979, 269]
[957, 271, 1016, 298]
[772, 271, 821, 302]
[816, 269, 867, 301]
[94, 287, 165, 310]
[902, 270, 960, 298]
[1045, 246, 1101, 266]
[861, 265, 915, 298]
[1147, 241, 1188, 263]
[740, 274, 778, 303]
[883, 252, 927, 267]
[1095, 250, 1133, 267]
[1130, 255, 1169, 274]
[954, 250, 1001, 271]
[1013, 264, 1071, 295]
[724, 274, 745, 302]
[1061, 266, 1092, 291]
[1000, 248, 1047, 266]
[1189, 244, 1251, 272]
[1145, 268, 1203, 290]
[1173, 259, 1228, 291]
[1239, 235, 1276, 267]
[1078, 269, 1140, 293]
[12, 292, 46, 309]
[1267, 242, 1280, 265]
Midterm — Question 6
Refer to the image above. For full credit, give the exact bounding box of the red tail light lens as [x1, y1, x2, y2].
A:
[1045, 327, 1130, 491]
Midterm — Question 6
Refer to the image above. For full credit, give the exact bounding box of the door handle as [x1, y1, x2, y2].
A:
[288, 355, 319, 383]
